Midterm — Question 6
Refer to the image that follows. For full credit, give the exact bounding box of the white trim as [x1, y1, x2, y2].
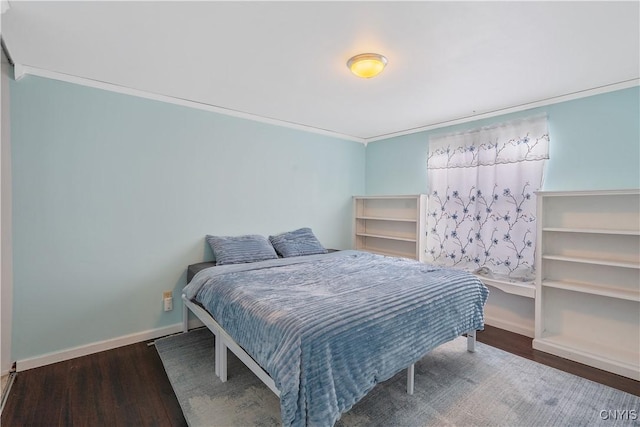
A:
[14, 65, 637, 146]
[0, 51, 14, 379]
[14, 65, 366, 144]
[15, 323, 187, 372]
[533, 338, 640, 381]
[536, 188, 640, 197]
[484, 313, 534, 338]
[477, 276, 536, 299]
[188, 317, 204, 330]
[365, 79, 640, 143]
[12, 63, 24, 81]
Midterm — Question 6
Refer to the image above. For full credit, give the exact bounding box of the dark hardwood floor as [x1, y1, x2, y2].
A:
[2, 325, 638, 426]
[474, 326, 639, 397]
[2, 340, 187, 427]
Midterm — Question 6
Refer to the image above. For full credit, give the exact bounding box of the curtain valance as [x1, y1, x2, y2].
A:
[427, 115, 549, 170]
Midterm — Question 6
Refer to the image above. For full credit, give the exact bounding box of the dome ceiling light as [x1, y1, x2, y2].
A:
[346, 53, 388, 79]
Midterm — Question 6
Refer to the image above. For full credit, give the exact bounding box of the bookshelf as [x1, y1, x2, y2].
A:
[353, 195, 426, 261]
[533, 189, 640, 380]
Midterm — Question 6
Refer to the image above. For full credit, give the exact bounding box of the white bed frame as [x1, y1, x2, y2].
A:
[182, 294, 477, 396]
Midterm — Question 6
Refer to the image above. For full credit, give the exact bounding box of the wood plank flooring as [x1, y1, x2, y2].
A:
[2, 325, 638, 426]
[2, 340, 187, 427]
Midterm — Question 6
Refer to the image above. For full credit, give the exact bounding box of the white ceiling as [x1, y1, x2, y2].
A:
[1, 1, 639, 142]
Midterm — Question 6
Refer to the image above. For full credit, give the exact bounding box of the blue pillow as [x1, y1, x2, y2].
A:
[269, 228, 328, 258]
[206, 234, 278, 265]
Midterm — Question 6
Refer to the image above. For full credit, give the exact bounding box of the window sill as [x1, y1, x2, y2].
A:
[474, 275, 536, 299]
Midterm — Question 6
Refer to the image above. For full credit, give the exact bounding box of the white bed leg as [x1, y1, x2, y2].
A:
[218, 338, 228, 382]
[182, 300, 189, 333]
[407, 363, 415, 395]
[467, 330, 477, 353]
[213, 332, 220, 377]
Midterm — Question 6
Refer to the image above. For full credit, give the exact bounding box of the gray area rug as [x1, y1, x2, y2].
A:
[156, 328, 639, 426]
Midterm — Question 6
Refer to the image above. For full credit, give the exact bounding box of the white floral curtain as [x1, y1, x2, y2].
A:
[425, 115, 549, 281]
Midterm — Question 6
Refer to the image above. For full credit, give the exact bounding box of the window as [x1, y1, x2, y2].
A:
[425, 115, 549, 281]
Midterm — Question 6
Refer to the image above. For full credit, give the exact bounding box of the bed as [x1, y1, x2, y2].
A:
[182, 245, 488, 427]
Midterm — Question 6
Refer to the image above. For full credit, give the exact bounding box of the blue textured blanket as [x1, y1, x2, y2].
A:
[184, 250, 488, 427]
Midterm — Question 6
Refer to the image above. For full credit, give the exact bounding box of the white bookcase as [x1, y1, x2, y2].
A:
[353, 195, 427, 261]
[533, 189, 640, 380]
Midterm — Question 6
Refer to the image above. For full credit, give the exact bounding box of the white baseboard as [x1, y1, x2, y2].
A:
[485, 314, 534, 338]
[16, 315, 207, 372]
[16, 322, 193, 372]
[188, 317, 205, 330]
[14, 314, 527, 372]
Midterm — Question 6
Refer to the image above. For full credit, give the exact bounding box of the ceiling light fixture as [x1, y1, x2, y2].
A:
[347, 53, 388, 79]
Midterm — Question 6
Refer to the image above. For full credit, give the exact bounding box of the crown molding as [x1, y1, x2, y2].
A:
[363, 79, 640, 144]
[12, 64, 367, 145]
[11, 64, 638, 146]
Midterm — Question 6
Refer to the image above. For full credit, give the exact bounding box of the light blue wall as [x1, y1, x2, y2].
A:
[10, 76, 639, 362]
[10, 76, 365, 360]
[366, 87, 640, 194]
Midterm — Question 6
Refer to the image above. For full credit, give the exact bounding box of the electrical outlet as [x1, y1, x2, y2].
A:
[163, 291, 173, 312]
